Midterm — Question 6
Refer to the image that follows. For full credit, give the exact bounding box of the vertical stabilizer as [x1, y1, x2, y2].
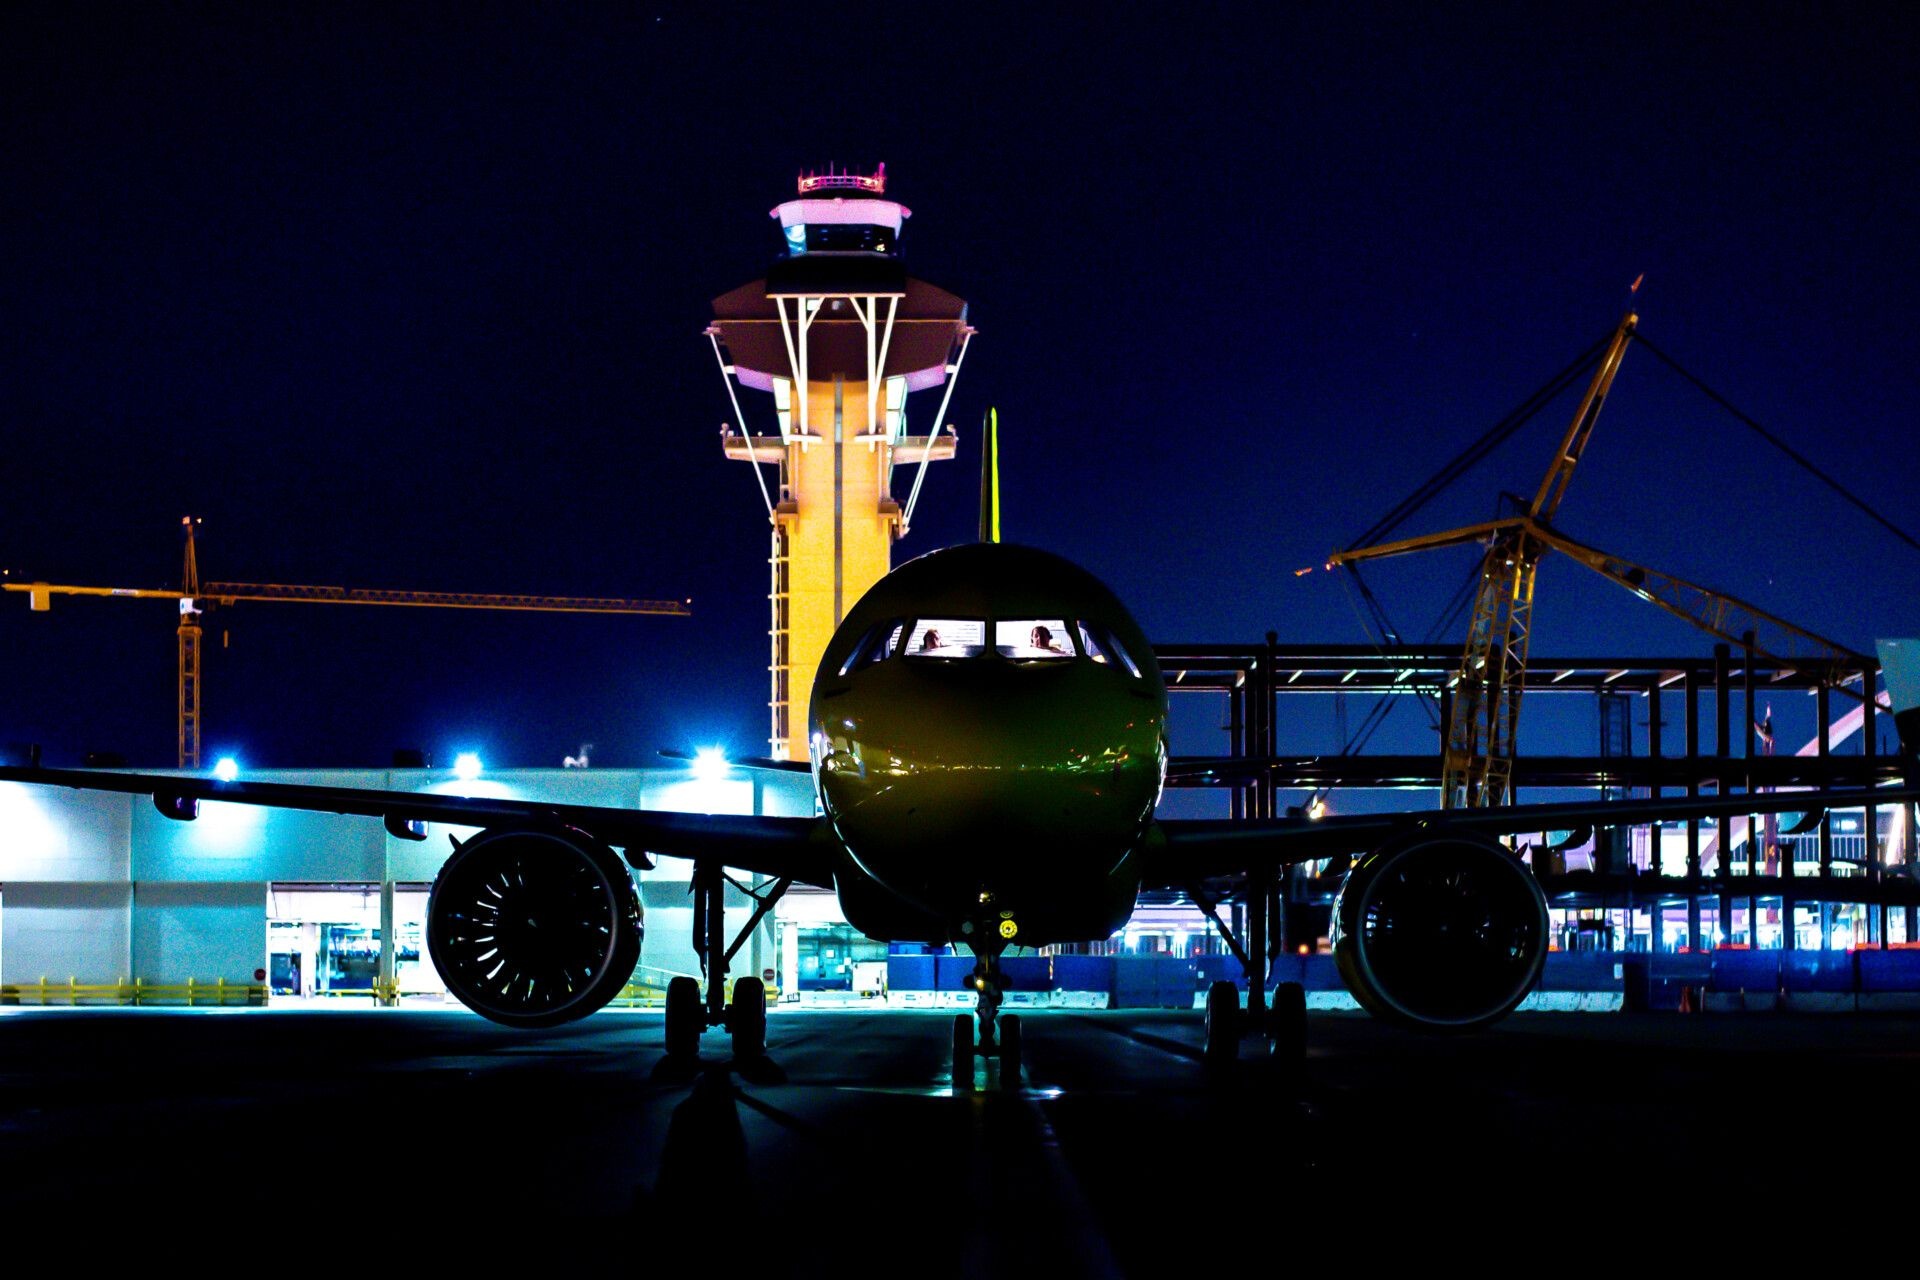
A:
[978, 407, 1001, 544]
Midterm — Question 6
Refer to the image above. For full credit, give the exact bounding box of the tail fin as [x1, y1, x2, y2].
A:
[978, 406, 1001, 544]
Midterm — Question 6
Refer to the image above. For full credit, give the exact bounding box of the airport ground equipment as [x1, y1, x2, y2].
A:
[6, 516, 690, 767]
[707, 164, 972, 761]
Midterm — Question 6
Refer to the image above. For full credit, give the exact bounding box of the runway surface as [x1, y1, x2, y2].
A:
[4, 1005, 1918, 1265]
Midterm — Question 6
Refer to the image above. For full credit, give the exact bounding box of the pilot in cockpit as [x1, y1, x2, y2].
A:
[920, 628, 943, 653]
[1029, 625, 1064, 654]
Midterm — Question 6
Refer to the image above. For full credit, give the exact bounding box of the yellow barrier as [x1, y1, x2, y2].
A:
[306, 981, 404, 1004]
[607, 975, 782, 1009]
[0, 977, 269, 1007]
[1, 975, 779, 1011]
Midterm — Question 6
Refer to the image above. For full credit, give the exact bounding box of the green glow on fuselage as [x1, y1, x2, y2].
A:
[808, 543, 1167, 946]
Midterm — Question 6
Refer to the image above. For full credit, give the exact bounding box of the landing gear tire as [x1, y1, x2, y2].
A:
[665, 975, 703, 1059]
[1269, 980, 1306, 1062]
[1204, 979, 1240, 1064]
[729, 976, 767, 1060]
[952, 1014, 976, 1086]
[998, 1013, 1022, 1082]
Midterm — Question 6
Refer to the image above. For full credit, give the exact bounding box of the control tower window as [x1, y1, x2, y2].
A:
[798, 224, 895, 254]
[1077, 621, 1142, 678]
[996, 619, 1075, 661]
[840, 620, 906, 675]
[905, 619, 985, 658]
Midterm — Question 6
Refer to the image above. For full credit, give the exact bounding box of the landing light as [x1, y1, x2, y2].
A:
[212, 757, 240, 782]
[691, 747, 730, 782]
[453, 752, 483, 781]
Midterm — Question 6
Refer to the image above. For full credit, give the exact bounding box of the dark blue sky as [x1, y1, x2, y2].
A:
[5, 3, 1917, 770]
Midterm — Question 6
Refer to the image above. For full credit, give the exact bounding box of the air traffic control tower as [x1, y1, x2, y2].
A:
[707, 165, 974, 760]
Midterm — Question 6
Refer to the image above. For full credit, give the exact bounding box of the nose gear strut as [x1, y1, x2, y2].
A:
[952, 944, 1021, 1087]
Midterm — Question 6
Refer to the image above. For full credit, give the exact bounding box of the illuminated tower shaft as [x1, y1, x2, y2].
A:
[709, 166, 972, 759]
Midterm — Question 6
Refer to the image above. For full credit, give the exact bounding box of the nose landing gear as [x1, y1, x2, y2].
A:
[952, 952, 1022, 1088]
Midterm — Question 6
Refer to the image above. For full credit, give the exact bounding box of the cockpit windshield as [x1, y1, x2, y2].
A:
[840, 620, 906, 674]
[863, 615, 1140, 674]
[995, 619, 1075, 660]
[1077, 621, 1142, 677]
[905, 619, 986, 658]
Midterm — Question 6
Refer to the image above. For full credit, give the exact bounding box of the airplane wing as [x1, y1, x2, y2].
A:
[0, 766, 835, 887]
[1146, 782, 1920, 887]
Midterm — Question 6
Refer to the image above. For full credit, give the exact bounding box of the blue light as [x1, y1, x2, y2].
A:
[691, 746, 729, 782]
[453, 752, 483, 781]
[785, 223, 807, 254]
[213, 757, 240, 782]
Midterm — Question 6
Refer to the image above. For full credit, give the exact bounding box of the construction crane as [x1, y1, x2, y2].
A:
[1328, 309, 1871, 809]
[6, 517, 692, 768]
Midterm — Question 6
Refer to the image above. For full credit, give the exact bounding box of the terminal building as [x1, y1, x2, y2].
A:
[0, 763, 814, 1004]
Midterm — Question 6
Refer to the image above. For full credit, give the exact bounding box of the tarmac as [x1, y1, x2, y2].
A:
[3, 1005, 1916, 1265]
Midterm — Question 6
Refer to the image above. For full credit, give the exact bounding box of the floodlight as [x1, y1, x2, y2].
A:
[691, 746, 729, 782]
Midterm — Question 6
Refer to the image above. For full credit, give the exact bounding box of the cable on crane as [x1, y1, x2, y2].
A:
[1336, 558, 1481, 758]
[1633, 335, 1920, 557]
[1344, 332, 1614, 552]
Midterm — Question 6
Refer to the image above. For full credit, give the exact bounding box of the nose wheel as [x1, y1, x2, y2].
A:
[952, 954, 1021, 1087]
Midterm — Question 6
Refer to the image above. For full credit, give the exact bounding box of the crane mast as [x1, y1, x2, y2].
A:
[179, 517, 206, 770]
[1440, 311, 1636, 807]
[1330, 304, 1878, 810]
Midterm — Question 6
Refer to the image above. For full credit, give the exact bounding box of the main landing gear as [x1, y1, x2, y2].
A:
[1190, 869, 1309, 1068]
[1203, 978, 1307, 1065]
[661, 861, 791, 1070]
[952, 951, 1021, 1088]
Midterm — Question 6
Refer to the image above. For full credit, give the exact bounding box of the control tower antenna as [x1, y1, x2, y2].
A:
[708, 164, 975, 760]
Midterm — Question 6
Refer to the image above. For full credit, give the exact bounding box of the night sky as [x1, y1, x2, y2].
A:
[5, 3, 1918, 776]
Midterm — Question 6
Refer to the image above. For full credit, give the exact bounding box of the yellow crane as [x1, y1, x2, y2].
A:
[7, 517, 692, 768]
[1328, 310, 1869, 808]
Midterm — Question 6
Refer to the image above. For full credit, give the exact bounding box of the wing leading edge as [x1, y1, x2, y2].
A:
[1147, 783, 1920, 887]
[0, 767, 834, 887]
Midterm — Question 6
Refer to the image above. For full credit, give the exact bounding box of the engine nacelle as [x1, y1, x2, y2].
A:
[1332, 831, 1547, 1031]
[427, 825, 642, 1028]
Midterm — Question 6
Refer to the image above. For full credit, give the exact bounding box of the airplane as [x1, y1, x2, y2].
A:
[5, 425, 1919, 1080]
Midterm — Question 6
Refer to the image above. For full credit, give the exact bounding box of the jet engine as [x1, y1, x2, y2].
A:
[1332, 831, 1547, 1031]
[426, 825, 642, 1028]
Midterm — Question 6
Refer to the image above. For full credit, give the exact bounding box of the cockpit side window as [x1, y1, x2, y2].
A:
[1076, 622, 1110, 665]
[905, 618, 986, 658]
[840, 620, 905, 674]
[1077, 621, 1142, 678]
[995, 618, 1076, 660]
